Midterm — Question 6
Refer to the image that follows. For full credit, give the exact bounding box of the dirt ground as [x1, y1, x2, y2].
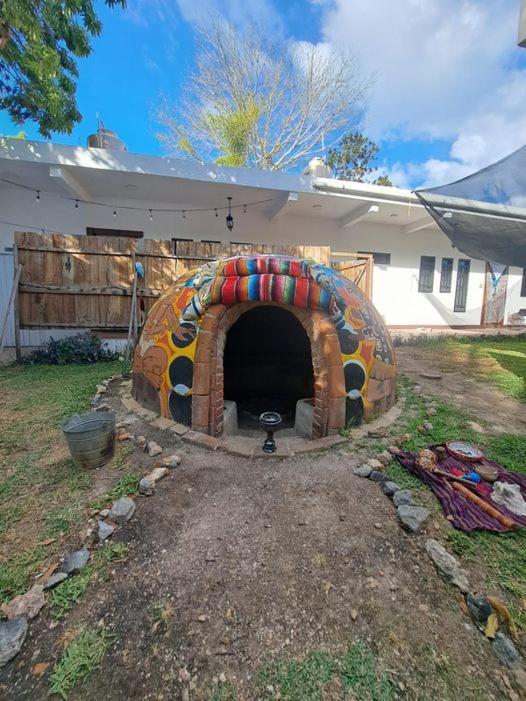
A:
[0, 441, 510, 698]
[396, 346, 526, 434]
[1, 350, 524, 700]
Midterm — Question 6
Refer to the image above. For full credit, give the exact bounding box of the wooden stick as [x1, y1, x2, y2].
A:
[451, 482, 517, 529]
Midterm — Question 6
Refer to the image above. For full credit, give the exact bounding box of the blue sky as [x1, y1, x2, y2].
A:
[1, 0, 525, 188]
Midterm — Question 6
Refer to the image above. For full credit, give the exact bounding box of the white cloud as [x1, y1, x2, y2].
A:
[317, 0, 526, 187]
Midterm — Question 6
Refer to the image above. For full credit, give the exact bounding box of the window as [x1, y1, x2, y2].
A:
[172, 237, 194, 255]
[86, 227, 143, 238]
[357, 251, 391, 266]
[521, 269, 526, 297]
[418, 256, 435, 293]
[454, 259, 471, 312]
[440, 258, 453, 293]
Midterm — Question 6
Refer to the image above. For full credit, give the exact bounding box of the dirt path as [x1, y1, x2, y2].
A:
[396, 346, 526, 434]
[1, 441, 508, 700]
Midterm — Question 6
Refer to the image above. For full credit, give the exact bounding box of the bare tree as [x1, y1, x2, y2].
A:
[156, 19, 369, 171]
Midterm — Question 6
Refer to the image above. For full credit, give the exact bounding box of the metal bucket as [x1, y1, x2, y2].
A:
[62, 412, 116, 469]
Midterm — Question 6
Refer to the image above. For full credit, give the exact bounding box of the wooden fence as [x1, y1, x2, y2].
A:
[13, 233, 334, 333]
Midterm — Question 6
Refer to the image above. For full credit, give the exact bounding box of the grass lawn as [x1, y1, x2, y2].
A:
[0, 361, 130, 604]
[398, 334, 526, 402]
[385, 375, 526, 630]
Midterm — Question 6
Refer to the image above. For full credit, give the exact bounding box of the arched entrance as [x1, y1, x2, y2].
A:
[223, 306, 314, 429]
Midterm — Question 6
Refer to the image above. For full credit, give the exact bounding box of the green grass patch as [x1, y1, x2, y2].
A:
[0, 546, 46, 603]
[0, 361, 130, 603]
[398, 335, 526, 403]
[49, 543, 130, 619]
[210, 684, 237, 701]
[256, 642, 394, 701]
[48, 627, 114, 699]
[89, 472, 140, 510]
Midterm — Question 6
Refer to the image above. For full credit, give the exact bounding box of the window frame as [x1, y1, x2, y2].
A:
[439, 257, 454, 293]
[418, 256, 436, 293]
[454, 259, 471, 312]
[521, 269, 526, 297]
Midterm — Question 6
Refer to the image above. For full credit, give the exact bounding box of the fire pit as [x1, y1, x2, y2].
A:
[259, 411, 282, 453]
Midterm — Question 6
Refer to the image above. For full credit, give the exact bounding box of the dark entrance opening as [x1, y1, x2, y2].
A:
[224, 306, 314, 429]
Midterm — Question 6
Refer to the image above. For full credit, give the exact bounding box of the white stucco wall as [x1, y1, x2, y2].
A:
[504, 267, 526, 322]
[0, 186, 489, 328]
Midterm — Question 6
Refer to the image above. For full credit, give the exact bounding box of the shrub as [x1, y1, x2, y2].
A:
[22, 332, 119, 365]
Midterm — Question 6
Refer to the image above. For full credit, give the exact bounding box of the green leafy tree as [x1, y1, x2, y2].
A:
[0, 0, 126, 137]
[327, 131, 392, 185]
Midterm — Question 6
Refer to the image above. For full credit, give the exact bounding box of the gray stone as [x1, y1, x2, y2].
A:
[392, 490, 413, 507]
[413, 384, 422, 395]
[397, 504, 430, 533]
[426, 407, 437, 417]
[139, 476, 155, 496]
[382, 481, 400, 496]
[423, 421, 434, 432]
[353, 464, 372, 478]
[369, 470, 387, 484]
[61, 547, 89, 575]
[492, 632, 521, 668]
[94, 404, 110, 412]
[44, 572, 68, 590]
[1, 585, 45, 620]
[465, 593, 492, 623]
[0, 618, 27, 666]
[99, 508, 110, 518]
[223, 399, 239, 436]
[110, 496, 136, 525]
[147, 441, 163, 457]
[136, 435, 147, 448]
[425, 539, 470, 592]
[97, 520, 114, 543]
[512, 668, 526, 695]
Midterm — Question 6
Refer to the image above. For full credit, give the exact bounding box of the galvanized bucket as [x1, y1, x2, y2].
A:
[62, 411, 116, 469]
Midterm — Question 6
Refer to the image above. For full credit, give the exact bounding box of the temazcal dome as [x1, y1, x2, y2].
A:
[132, 255, 396, 438]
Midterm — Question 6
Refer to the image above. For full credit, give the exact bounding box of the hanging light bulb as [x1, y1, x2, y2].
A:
[214, 209, 218, 218]
[243, 204, 247, 214]
[182, 210, 186, 219]
[36, 190, 40, 202]
[226, 196, 234, 231]
[113, 208, 117, 217]
[75, 200, 79, 209]
[149, 209, 153, 221]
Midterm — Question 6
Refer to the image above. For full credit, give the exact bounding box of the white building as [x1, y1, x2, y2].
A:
[0, 136, 524, 346]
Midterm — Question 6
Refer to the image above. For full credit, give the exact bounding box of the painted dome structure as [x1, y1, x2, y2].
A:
[132, 255, 396, 439]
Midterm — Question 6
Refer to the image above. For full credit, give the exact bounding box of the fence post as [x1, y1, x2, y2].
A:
[13, 244, 22, 361]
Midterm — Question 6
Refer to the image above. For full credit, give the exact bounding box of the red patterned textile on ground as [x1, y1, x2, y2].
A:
[395, 446, 526, 533]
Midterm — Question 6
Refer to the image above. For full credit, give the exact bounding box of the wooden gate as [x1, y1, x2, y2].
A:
[13, 232, 332, 332]
[331, 253, 373, 299]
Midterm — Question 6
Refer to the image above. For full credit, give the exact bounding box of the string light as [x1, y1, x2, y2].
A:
[0, 177, 274, 223]
[226, 197, 234, 231]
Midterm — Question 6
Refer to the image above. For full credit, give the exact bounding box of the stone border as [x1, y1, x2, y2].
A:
[120, 381, 402, 459]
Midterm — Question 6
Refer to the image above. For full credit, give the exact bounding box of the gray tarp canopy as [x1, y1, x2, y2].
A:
[415, 144, 526, 267]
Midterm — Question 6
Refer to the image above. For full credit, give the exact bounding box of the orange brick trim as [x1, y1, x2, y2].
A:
[191, 301, 345, 438]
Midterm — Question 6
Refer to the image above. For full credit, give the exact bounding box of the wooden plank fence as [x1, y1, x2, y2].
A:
[13, 232, 334, 331]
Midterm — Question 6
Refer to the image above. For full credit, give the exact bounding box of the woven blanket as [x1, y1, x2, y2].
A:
[395, 447, 526, 533]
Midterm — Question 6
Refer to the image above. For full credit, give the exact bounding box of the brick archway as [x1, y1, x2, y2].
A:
[191, 302, 345, 438]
